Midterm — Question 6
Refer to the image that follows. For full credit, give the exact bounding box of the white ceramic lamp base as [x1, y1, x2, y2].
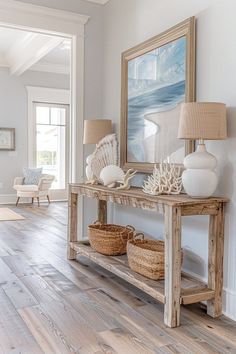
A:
[182, 143, 218, 198]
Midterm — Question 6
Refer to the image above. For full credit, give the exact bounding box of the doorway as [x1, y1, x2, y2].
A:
[0, 0, 88, 234]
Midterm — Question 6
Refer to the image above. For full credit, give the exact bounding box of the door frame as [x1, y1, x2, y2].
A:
[0, 0, 89, 235]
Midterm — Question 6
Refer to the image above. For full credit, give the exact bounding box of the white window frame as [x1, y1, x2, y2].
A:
[32, 99, 70, 200]
[27, 86, 70, 173]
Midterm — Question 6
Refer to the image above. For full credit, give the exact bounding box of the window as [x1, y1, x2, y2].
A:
[35, 103, 69, 194]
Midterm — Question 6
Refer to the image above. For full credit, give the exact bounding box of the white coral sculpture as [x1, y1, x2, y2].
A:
[142, 163, 182, 195]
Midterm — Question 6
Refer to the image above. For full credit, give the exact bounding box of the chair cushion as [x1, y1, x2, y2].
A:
[23, 168, 42, 185]
[14, 184, 39, 192]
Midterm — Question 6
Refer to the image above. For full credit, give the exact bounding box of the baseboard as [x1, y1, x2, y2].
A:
[223, 288, 236, 321]
[183, 267, 236, 321]
[0, 194, 17, 204]
[0, 194, 67, 205]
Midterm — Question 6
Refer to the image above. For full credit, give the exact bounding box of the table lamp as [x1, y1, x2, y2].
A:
[178, 102, 227, 198]
[83, 119, 112, 182]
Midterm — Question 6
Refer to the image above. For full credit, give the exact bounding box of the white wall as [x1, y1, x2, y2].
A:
[0, 67, 70, 200]
[102, 0, 236, 320]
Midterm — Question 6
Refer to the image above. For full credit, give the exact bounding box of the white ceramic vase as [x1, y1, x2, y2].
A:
[182, 143, 218, 198]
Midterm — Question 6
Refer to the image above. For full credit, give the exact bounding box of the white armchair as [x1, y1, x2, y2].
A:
[13, 174, 55, 206]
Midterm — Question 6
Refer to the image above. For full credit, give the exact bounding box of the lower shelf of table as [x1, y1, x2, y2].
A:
[70, 241, 215, 305]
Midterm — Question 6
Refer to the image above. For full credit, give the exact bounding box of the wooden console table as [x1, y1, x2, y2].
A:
[68, 183, 228, 328]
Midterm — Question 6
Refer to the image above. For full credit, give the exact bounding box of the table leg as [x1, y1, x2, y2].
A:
[67, 192, 78, 260]
[207, 203, 225, 317]
[164, 205, 182, 328]
[98, 200, 107, 224]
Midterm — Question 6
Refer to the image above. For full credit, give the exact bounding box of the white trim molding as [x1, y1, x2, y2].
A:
[26, 85, 70, 103]
[223, 288, 236, 321]
[0, 0, 89, 26]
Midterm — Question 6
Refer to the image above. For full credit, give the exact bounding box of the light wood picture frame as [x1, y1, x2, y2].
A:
[0, 128, 15, 151]
[120, 17, 196, 173]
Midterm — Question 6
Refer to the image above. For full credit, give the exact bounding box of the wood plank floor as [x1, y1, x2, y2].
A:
[0, 202, 236, 354]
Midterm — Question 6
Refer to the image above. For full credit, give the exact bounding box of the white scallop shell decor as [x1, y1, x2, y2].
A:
[100, 166, 137, 190]
[100, 165, 125, 188]
[86, 134, 118, 184]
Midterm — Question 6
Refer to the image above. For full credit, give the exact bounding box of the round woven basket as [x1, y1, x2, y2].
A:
[88, 221, 135, 256]
[127, 236, 183, 280]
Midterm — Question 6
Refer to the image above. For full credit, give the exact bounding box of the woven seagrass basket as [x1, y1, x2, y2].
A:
[127, 235, 183, 280]
[88, 221, 135, 256]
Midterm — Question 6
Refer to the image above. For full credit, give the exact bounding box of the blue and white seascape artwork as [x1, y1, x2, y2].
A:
[127, 36, 186, 164]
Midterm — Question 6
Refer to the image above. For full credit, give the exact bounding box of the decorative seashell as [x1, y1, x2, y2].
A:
[89, 134, 118, 182]
[100, 165, 125, 187]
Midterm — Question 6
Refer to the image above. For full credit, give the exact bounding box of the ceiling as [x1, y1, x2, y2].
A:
[0, 27, 70, 76]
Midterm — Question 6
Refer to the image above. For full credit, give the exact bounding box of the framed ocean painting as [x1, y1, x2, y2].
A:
[120, 17, 196, 172]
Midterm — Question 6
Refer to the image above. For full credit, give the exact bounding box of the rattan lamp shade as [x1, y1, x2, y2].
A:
[83, 119, 112, 144]
[178, 102, 227, 140]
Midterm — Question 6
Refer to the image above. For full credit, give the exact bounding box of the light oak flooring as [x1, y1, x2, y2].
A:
[0, 202, 236, 354]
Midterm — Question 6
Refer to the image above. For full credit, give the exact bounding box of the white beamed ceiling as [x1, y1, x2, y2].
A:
[0, 27, 70, 76]
[0, 0, 109, 75]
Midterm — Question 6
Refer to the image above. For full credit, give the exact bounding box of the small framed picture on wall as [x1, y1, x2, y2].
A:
[0, 128, 15, 151]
